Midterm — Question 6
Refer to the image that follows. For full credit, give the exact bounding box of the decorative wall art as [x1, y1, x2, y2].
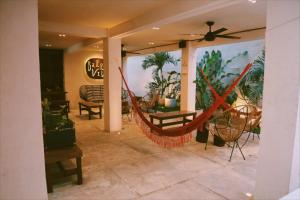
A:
[86, 58, 104, 79]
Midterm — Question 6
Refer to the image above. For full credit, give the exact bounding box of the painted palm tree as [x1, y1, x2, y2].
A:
[142, 52, 178, 97]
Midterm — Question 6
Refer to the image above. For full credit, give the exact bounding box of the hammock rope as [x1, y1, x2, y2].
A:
[118, 63, 252, 148]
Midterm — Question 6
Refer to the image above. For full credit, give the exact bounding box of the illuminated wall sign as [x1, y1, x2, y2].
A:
[86, 58, 104, 79]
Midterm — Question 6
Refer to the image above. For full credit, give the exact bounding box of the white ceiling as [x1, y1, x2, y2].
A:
[38, 0, 267, 51]
[122, 0, 266, 52]
[38, 0, 173, 28]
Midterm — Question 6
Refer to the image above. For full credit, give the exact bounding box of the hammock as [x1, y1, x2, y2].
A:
[119, 63, 252, 148]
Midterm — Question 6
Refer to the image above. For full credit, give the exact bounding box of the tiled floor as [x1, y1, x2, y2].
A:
[48, 110, 260, 200]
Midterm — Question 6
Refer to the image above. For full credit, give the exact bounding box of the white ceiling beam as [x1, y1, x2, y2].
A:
[109, 0, 244, 38]
[65, 38, 104, 53]
[39, 21, 107, 38]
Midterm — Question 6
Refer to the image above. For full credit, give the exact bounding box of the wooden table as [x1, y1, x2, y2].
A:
[149, 111, 197, 129]
[44, 145, 83, 193]
[79, 101, 102, 120]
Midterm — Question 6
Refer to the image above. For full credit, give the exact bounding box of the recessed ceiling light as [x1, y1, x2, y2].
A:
[45, 43, 52, 47]
[248, 0, 256, 3]
[58, 33, 66, 37]
[152, 26, 160, 30]
[148, 42, 155, 45]
[245, 193, 253, 197]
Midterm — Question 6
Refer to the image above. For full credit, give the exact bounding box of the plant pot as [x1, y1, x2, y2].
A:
[165, 98, 177, 108]
[196, 128, 209, 143]
[44, 127, 76, 149]
[213, 135, 225, 147]
[158, 97, 165, 106]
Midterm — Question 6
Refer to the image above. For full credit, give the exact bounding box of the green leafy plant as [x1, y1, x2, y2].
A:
[194, 50, 243, 110]
[142, 52, 179, 97]
[147, 71, 180, 99]
[239, 50, 265, 105]
[164, 71, 181, 99]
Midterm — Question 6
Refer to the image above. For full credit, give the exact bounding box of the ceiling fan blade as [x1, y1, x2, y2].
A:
[179, 33, 205, 36]
[216, 35, 241, 39]
[223, 27, 266, 36]
[197, 37, 205, 42]
[126, 51, 141, 55]
[212, 27, 227, 35]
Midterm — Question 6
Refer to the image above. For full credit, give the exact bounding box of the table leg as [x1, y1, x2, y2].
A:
[88, 107, 91, 120]
[159, 119, 163, 128]
[79, 103, 82, 115]
[45, 164, 53, 193]
[76, 157, 83, 185]
[67, 101, 70, 113]
[183, 116, 186, 125]
[99, 106, 102, 119]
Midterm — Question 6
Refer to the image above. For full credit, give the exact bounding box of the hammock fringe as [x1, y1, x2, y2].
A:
[132, 110, 193, 148]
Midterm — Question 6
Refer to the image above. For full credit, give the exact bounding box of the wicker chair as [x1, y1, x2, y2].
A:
[122, 89, 132, 120]
[241, 106, 262, 147]
[206, 105, 252, 161]
[138, 92, 159, 113]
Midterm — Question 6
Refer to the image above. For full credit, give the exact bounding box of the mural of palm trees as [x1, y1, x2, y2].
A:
[142, 52, 178, 97]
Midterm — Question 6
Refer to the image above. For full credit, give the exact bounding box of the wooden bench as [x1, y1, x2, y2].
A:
[149, 111, 197, 129]
[44, 145, 83, 193]
[79, 101, 102, 120]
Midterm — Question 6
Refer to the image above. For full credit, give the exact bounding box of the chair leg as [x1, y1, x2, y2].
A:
[241, 132, 251, 149]
[229, 142, 236, 162]
[127, 114, 131, 121]
[236, 141, 246, 160]
[205, 136, 209, 150]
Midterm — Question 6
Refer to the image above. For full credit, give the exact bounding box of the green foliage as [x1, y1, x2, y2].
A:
[239, 50, 265, 105]
[147, 70, 180, 99]
[142, 52, 179, 97]
[194, 50, 241, 110]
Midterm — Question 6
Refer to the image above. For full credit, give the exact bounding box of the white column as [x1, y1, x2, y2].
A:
[0, 0, 47, 199]
[103, 38, 122, 132]
[254, 1, 300, 199]
[180, 41, 197, 111]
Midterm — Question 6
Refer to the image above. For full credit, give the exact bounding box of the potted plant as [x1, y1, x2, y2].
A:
[165, 71, 180, 108]
[142, 52, 179, 105]
[194, 50, 242, 145]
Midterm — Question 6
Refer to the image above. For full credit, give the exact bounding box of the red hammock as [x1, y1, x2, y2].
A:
[119, 63, 252, 147]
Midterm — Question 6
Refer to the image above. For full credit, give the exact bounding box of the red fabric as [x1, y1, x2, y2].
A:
[199, 68, 231, 110]
[118, 63, 252, 139]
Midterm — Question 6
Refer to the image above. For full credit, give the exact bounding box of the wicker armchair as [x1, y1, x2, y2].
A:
[138, 92, 159, 113]
[206, 105, 252, 161]
[241, 106, 262, 147]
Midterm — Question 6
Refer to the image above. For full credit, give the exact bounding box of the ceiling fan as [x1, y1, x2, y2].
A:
[196, 21, 241, 42]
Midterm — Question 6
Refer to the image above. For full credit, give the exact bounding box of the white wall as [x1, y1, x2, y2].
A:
[255, 1, 300, 199]
[0, 0, 47, 199]
[64, 50, 103, 109]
